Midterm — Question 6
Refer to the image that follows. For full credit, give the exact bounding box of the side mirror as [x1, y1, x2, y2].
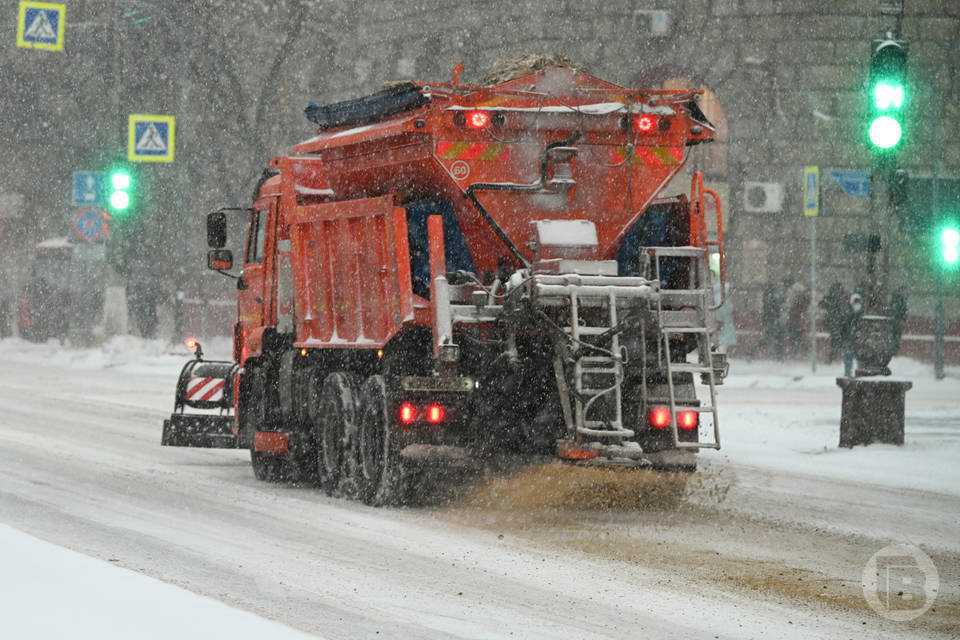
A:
[206, 211, 227, 248]
[207, 248, 233, 271]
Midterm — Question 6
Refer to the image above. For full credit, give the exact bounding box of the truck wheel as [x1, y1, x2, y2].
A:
[357, 374, 404, 506]
[251, 450, 286, 481]
[243, 364, 294, 482]
[311, 371, 360, 496]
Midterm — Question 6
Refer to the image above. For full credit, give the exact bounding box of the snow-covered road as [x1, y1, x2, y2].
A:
[0, 338, 957, 639]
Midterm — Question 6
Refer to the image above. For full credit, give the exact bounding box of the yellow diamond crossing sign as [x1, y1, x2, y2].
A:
[128, 114, 176, 162]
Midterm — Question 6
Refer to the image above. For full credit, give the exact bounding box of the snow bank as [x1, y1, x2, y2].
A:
[713, 356, 960, 496]
[0, 335, 233, 376]
[0, 524, 322, 640]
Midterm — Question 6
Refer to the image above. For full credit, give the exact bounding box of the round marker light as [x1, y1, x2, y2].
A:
[185, 338, 198, 351]
[634, 114, 657, 132]
[399, 403, 416, 425]
[466, 110, 490, 129]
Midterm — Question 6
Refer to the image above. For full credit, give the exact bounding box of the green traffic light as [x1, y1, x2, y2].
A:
[110, 190, 131, 211]
[942, 227, 960, 266]
[873, 82, 904, 110]
[869, 116, 902, 149]
[867, 40, 907, 153]
[111, 171, 131, 190]
[108, 169, 133, 213]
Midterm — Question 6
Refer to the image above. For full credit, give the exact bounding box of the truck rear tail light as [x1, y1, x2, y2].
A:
[648, 406, 671, 428]
[634, 114, 658, 132]
[426, 404, 444, 424]
[466, 110, 490, 129]
[399, 403, 416, 425]
[677, 410, 699, 430]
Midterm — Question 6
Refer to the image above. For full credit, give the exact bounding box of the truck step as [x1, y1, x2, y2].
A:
[647, 246, 707, 258]
[564, 326, 614, 336]
[662, 327, 709, 334]
[668, 363, 713, 374]
[659, 310, 704, 328]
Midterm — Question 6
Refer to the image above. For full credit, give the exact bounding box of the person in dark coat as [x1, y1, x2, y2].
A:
[889, 287, 908, 353]
[754, 284, 785, 360]
[783, 279, 810, 358]
[841, 293, 864, 377]
[819, 282, 847, 363]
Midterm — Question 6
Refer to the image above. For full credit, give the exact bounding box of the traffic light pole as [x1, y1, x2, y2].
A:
[930, 66, 945, 379]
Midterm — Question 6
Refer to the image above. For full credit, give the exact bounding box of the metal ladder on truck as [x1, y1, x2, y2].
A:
[566, 288, 632, 441]
[647, 246, 721, 451]
[542, 273, 653, 461]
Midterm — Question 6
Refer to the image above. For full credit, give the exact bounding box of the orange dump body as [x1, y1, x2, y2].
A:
[270, 66, 714, 350]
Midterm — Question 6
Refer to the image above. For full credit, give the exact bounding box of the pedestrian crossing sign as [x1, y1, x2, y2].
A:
[17, 2, 65, 51]
[128, 114, 175, 162]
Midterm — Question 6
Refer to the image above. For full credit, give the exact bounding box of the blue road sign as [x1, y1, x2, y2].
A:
[74, 208, 109, 242]
[829, 170, 872, 199]
[73, 171, 105, 206]
[17, 2, 65, 51]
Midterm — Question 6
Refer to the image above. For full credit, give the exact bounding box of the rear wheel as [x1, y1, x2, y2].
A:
[242, 364, 296, 482]
[251, 449, 287, 481]
[311, 371, 360, 495]
[358, 375, 405, 506]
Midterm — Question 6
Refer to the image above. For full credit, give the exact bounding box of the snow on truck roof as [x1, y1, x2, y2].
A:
[300, 67, 706, 140]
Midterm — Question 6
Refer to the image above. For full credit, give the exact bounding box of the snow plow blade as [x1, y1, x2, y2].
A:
[162, 414, 239, 448]
[161, 351, 240, 449]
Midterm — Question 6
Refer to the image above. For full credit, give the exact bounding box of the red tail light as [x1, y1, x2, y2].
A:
[649, 406, 671, 428]
[399, 403, 416, 425]
[426, 404, 444, 424]
[634, 114, 658, 132]
[677, 410, 699, 430]
[466, 110, 490, 129]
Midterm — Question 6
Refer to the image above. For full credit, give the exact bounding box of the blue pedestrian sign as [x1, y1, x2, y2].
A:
[803, 166, 819, 217]
[17, 2, 65, 51]
[128, 114, 175, 162]
[74, 208, 109, 242]
[73, 171, 105, 206]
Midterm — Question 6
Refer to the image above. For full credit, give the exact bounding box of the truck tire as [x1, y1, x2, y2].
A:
[243, 364, 296, 482]
[251, 449, 286, 482]
[311, 371, 360, 496]
[357, 374, 404, 506]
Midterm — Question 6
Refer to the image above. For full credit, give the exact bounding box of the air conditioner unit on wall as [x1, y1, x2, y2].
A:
[633, 10, 671, 37]
[743, 182, 785, 213]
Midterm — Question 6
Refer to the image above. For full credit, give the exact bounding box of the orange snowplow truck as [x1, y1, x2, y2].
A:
[163, 65, 728, 504]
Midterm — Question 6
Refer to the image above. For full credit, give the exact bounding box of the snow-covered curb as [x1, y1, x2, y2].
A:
[0, 524, 322, 640]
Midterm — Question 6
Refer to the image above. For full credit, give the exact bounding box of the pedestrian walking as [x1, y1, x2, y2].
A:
[889, 287, 908, 353]
[782, 279, 809, 358]
[750, 284, 785, 360]
[819, 282, 847, 363]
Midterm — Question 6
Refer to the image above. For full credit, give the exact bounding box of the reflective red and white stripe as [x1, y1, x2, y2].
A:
[186, 377, 225, 402]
